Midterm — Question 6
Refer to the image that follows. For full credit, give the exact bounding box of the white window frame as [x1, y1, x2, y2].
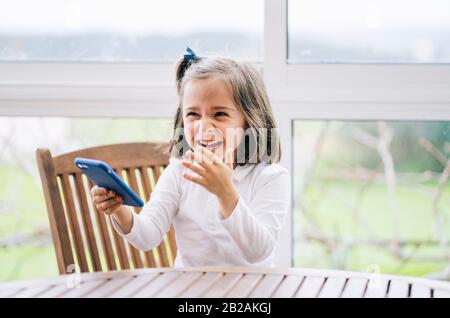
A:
[1, 0, 450, 267]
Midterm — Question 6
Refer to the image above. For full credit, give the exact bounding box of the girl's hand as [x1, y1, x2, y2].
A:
[90, 186, 124, 215]
[182, 147, 239, 219]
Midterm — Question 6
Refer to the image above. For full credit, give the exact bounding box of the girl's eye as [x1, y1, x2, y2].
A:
[215, 112, 228, 117]
[186, 112, 199, 117]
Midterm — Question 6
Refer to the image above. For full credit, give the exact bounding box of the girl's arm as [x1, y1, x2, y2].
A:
[111, 205, 133, 234]
[216, 167, 290, 263]
[111, 158, 182, 251]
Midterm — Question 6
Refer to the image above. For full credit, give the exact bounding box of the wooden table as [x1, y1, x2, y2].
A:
[1, 267, 449, 298]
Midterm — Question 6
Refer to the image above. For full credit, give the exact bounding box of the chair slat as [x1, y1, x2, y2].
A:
[138, 166, 152, 201]
[125, 167, 143, 214]
[122, 168, 145, 269]
[137, 167, 159, 267]
[151, 165, 171, 267]
[143, 251, 157, 268]
[167, 225, 177, 262]
[60, 174, 89, 272]
[36, 149, 75, 275]
[108, 216, 131, 270]
[88, 179, 117, 271]
[73, 173, 102, 272]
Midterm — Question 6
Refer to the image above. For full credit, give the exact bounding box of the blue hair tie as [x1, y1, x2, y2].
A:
[183, 47, 199, 62]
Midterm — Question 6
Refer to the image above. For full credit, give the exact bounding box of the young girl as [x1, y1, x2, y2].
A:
[91, 48, 290, 267]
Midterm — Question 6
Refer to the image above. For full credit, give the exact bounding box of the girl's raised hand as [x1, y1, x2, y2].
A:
[181, 147, 239, 218]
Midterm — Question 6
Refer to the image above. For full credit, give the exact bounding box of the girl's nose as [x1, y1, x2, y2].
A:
[194, 118, 218, 139]
[194, 117, 214, 131]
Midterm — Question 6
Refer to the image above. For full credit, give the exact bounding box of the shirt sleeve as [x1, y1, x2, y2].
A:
[111, 158, 181, 251]
[216, 165, 291, 263]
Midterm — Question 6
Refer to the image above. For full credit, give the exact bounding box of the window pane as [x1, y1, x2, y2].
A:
[288, 0, 450, 63]
[0, 117, 172, 280]
[293, 120, 450, 277]
[0, 0, 263, 62]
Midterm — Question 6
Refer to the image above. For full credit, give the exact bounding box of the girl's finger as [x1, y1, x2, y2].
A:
[93, 191, 116, 204]
[182, 172, 206, 187]
[182, 161, 207, 177]
[224, 148, 235, 169]
[97, 196, 122, 211]
[91, 186, 108, 196]
[186, 150, 212, 167]
[198, 147, 221, 164]
[104, 201, 123, 215]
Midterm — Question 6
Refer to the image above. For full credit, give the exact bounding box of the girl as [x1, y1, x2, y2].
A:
[91, 48, 290, 267]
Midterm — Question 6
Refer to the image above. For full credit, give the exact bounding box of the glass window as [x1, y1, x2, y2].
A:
[0, 0, 263, 62]
[288, 0, 450, 63]
[0, 117, 172, 280]
[293, 120, 450, 277]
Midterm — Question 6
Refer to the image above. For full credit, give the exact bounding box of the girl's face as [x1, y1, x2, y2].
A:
[182, 77, 247, 165]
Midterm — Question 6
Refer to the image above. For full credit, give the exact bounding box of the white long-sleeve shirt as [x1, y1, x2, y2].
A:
[112, 157, 291, 267]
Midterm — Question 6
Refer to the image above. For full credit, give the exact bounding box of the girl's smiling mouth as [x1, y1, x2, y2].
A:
[196, 140, 223, 150]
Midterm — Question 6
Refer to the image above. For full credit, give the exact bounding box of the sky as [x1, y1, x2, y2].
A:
[289, 0, 450, 31]
[0, 0, 449, 35]
[0, 0, 262, 34]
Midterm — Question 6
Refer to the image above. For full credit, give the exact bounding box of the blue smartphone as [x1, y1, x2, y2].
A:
[74, 157, 144, 207]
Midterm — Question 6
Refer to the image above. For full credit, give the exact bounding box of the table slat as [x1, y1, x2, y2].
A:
[272, 275, 304, 298]
[132, 271, 182, 298]
[203, 273, 243, 298]
[295, 276, 326, 298]
[61, 280, 108, 298]
[12, 286, 51, 298]
[108, 273, 160, 298]
[248, 274, 284, 298]
[341, 278, 368, 298]
[178, 272, 224, 298]
[226, 274, 264, 298]
[85, 276, 135, 298]
[158, 272, 204, 298]
[318, 277, 347, 298]
[433, 288, 450, 298]
[410, 283, 431, 298]
[1, 267, 448, 298]
[387, 280, 410, 298]
[364, 278, 389, 298]
[37, 284, 72, 298]
[0, 288, 23, 298]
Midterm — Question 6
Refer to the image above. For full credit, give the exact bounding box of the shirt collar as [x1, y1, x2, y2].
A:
[232, 164, 255, 182]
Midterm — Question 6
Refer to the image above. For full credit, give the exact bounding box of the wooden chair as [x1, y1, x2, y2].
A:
[36, 142, 177, 275]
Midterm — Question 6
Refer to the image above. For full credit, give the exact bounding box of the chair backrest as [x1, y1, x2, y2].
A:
[36, 142, 176, 275]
